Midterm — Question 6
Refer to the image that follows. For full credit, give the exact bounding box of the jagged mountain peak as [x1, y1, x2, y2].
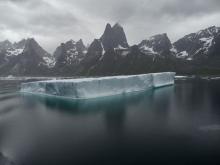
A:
[13, 39, 26, 48]
[173, 25, 220, 59]
[54, 38, 87, 67]
[105, 23, 112, 29]
[24, 38, 39, 48]
[0, 40, 12, 45]
[64, 39, 76, 46]
[0, 38, 28, 57]
[26, 37, 35, 42]
[139, 33, 172, 56]
[63, 39, 85, 47]
[149, 33, 169, 40]
[112, 23, 122, 29]
[76, 39, 86, 52]
[100, 23, 129, 51]
[196, 26, 220, 38]
[23, 38, 46, 53]
[178, 26, 220, 42]
[17, 38, 55, 68]
[0, 40, 13, 50]
[88, 39, 103, 53]
[77, 39, 83, 44]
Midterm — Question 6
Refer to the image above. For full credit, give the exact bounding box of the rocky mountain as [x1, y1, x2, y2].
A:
[138, 33, 173, 57]
[100, 23, 129, 51]
[0, 24, 220, 76]
[0, 39, 24, 65]
[0, 38, 54, 76]
[79, 24, 220, 76]
[54, 39, 87, 69]
[79, 39, 104, 74]
[77, 23, 132, 75]
[173, 26, 220, 60]
[79, 24, 174, 76]
[74, 24, 220, 76]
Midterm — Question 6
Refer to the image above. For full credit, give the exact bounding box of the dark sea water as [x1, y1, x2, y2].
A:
[0, 78, 220, 165]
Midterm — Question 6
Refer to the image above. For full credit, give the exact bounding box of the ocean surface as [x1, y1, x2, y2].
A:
[0, 77, 220, 165]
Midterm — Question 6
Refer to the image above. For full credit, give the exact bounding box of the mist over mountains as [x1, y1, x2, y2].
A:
[0, 23, 220, 76]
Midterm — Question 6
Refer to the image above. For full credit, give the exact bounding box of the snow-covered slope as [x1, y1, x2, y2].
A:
[0, 40, 25, 61]
[0, 38, 54, 76]
[173, 26, 220, 60]
[0, 38, 54, 67]
[20, 72, 175, 99]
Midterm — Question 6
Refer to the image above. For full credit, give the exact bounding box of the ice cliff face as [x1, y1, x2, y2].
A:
[20, 72, 175, 99]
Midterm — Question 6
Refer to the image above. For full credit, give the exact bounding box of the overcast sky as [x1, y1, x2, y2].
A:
[0, 0, 220, 53]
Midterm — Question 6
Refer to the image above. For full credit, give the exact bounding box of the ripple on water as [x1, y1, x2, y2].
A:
[0, 93, 20, 117]
[199, 125, 220, 132]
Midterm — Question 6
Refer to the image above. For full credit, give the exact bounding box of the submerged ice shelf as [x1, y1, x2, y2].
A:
[20, 72, 175, 99]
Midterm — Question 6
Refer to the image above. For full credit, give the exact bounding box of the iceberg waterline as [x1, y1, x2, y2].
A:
[20, 72, 175, 99]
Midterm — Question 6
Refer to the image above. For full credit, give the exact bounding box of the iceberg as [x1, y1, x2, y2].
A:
[20, 72, 175, 99]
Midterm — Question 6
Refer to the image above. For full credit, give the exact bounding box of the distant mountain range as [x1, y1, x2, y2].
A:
[0, 23, 220, 76]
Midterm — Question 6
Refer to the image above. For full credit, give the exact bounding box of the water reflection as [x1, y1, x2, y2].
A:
[21, 89, 156, 115]
[20, 86, 176, 137]
[1, 79, 220, 165]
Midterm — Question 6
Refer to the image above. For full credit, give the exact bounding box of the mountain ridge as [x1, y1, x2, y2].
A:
[0, 24, 220, 76]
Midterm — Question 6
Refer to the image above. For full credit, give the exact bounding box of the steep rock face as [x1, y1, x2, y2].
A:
[208, 33, 220, 58]
[79, 23, 130, 75]
[173, 26, 220, 60]
[100, 23, 129, 51]
[78, 39, 104, 75]
[76, 39, 86, 53]
[0, 39, 24, 63]
[54, 39, 87, 68]
[0, 38, 53, 76]
[0, 40, 13, 50]
[138, 33, 172, 57]
[80, 24, 177, 76]
[0, 24, 220, 76]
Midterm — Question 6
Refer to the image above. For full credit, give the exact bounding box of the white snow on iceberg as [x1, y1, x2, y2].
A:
[20, 72, 175, 99]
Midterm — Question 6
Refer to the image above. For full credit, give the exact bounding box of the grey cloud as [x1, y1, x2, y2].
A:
[159, 0, 220, 18]
[0, 0, 220, 53]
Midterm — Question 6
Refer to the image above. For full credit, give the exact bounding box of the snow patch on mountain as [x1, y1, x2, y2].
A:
[138, 33, 172, 57]
[114, 44, 127, 50]
[6, 48, 24, 56]
[199, 37, 214, 53]
[43, 56, 56, 68]
[139, 45, 157, 55]
[54, 39, 87, 66]
[173, 26, 220, 59]
[99, 42, 105, 61]
[120, 50, 130, 57]
[170, 47, 178, 54]
[177, 51, 189, 58]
